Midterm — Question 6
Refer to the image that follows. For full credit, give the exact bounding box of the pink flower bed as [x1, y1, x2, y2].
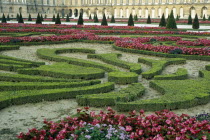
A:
[177, 39, 210, 46]
[17, 107, 210, 140]
[115, 37, 210, 56]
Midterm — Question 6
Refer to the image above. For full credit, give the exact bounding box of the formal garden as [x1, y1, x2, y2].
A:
[0, 11, 210, 140]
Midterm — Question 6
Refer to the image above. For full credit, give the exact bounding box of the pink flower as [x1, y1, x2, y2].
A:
[125, 125, 132, 131]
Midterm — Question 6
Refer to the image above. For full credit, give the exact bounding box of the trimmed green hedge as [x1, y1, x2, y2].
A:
[113, 45, 210, 61]
[138, 57, 186, 79]
[199, 70, 210, 79]
[0, 45, 20, 51]
[76, 83, 145, 107]
[18, 62, 105, 80]
[0, 55, 45, 66]
[0, 58, 34, 67]
[0, 63, 25, 71]
[0, 73, 82, 82]
[37, 48, 118, 72]
[87, 53, 141, 74]
[0, 82, 115, 110]
[205, 65, 210, 71]
[0, 80, 101, 91]
[108, 71, 138, 84]
[154, 68, 188, 80]
[116, 79, 210, 111]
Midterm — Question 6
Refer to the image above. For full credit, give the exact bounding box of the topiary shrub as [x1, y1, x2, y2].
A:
[6, 14, 10, 21]
[28, 14, 32, 21]
[94, 14, 99, 23]
[127, 13, 134, 26]
[16, 13, 19, 21]
[55, 13, 61, 24]
[101, 13, 108, 26]
[203, 14, 206, 21]
[110, 15, 115, 23]
[66, 14, 70, 22]
[192, 13, 199, 29]
[89, 14, 92, 19]
[40, 14, 44, 21]
[18, 13, 24, 23]
[77, 13, 84, 25]
[159, 13, 166, 27]
[134, 14, 138, 21]
[176, 15, 179, 21]
[146, 14, 151, 24]
[187, 15, 192, 24]
[36, 13, 42, 24]
[52, 14, 55, 22]
[166, 10, 177, 29]
[1, 13, 6, 23]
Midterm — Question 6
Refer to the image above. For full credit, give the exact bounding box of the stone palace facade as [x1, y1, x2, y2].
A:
[0, 0, 209, 19]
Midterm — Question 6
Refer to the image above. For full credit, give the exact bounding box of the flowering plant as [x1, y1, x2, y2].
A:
[70, 123, 131, 140]
[17, 107, 210, 140]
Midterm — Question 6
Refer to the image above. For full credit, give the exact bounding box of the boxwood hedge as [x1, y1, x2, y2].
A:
[76, 83, 145, 107]
[154, 68, 188, 80]
[108, 71, 138, 84]
[18, 62, 105, 80]
[116, 78, 210, 111]
[138, 57, 186, 79]
[0, 82, 115, 110]
[37, 48, 118, 72]
[87, 53, 141, 74]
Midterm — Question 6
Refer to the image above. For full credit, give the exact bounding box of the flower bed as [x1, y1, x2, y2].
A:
[17, 107, 210, 140]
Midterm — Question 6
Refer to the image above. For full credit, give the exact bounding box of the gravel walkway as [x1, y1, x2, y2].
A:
[0, 42, 210, 139]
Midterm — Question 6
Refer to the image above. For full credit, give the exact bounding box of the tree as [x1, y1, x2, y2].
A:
[40, 14, 44, 21]
[66, 14, 70, 22]
[44, 14, 47, 19]
[55, 13, 61, 24]
[134, 14, 138, 21]
[1, 13, 7, 23]
[7, 14, 10, 21]
[187, 15, 192, 24]
[110, 15, 115, 23]
[52, 14, 56, 22]
[203, 14, 206, 21]
[16, 13, 19, 21]
[36, 13, 42, 24]
[166, 10, 177, 29]
[28, 14, 32, 21]
[101, 13, 108, 26]
[159, 13, 166, 27]
[127, 13, 134, 26]
[146, 14, 151, 24]
[18, 13, 24, 23]
[94, 14, 99, 23]
[208, 16, 210, 21]
[77, 12, 84, 25]
[192, 13, 199, 29]
[89, 14, 92, 20]
[176, 15, 179, 21]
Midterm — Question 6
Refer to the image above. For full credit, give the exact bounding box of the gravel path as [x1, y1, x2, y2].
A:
[0, 42, 210, 139]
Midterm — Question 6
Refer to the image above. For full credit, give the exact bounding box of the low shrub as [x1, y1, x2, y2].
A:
[154, 68, 188, 80]
[88, 53, 141, 74]
[77, 83, 145, 107]
[108, 72, 138, 84]
[18, 62, 105, 80]
[138, 57, 186, 79]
